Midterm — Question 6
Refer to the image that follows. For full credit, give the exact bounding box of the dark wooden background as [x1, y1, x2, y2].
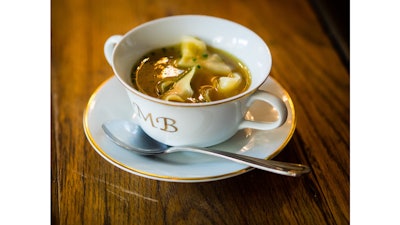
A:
[51, 0, 349, 224]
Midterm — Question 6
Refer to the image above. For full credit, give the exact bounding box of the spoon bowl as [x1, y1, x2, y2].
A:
[102, 120, 311, 177]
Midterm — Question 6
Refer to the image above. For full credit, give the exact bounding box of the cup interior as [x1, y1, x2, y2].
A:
[112, 15, 272, 104]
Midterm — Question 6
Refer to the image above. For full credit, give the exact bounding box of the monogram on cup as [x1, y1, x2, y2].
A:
[132, 102, 178, 133]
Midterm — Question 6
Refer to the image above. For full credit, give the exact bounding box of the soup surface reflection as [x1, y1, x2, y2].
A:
[131, 36, 251, 103]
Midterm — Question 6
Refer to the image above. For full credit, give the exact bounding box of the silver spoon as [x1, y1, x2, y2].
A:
[102, 120, 310, 177]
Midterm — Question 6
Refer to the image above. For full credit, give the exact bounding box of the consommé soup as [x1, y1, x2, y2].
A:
[130, 36, 251, 103]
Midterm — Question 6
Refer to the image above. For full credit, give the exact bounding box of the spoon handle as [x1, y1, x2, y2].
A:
[166, 146, 310, 177]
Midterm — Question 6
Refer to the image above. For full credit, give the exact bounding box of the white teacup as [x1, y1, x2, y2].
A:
[104, 15, 288, 147]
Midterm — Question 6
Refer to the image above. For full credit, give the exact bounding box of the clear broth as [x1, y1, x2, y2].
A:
[130, 44, 251, 103]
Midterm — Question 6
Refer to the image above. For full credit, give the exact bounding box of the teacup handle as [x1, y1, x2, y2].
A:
[238, 90, 288, 130]
[104, 35, 123, 66]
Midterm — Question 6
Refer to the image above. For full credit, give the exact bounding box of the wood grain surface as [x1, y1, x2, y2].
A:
[51, 0, 349, 224]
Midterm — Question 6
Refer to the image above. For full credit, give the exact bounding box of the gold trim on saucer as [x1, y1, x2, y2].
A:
[83, 76, 296, 182]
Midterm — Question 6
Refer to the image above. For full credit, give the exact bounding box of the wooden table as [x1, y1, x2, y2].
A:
[51, 0, 349, 224]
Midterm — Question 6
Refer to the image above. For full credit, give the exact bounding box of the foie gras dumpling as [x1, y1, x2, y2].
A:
[178, 36, 207, 67]
[162, 67, 196, 102]
[217, 72, 242, 94]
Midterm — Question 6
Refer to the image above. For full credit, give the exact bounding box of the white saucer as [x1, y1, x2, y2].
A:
[83, 76, 296, 182]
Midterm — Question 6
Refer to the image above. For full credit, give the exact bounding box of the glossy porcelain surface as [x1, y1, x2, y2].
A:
[83, 76, 296, 182]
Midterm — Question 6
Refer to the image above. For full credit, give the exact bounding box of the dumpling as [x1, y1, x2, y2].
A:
[178, 36, 232, 75]
[156, 79, 176, 95]
[217, 72, 242, 94]
[177, 36, 207, 67]
[161, 67, 196, 102]
[202, 54, 232, 75]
